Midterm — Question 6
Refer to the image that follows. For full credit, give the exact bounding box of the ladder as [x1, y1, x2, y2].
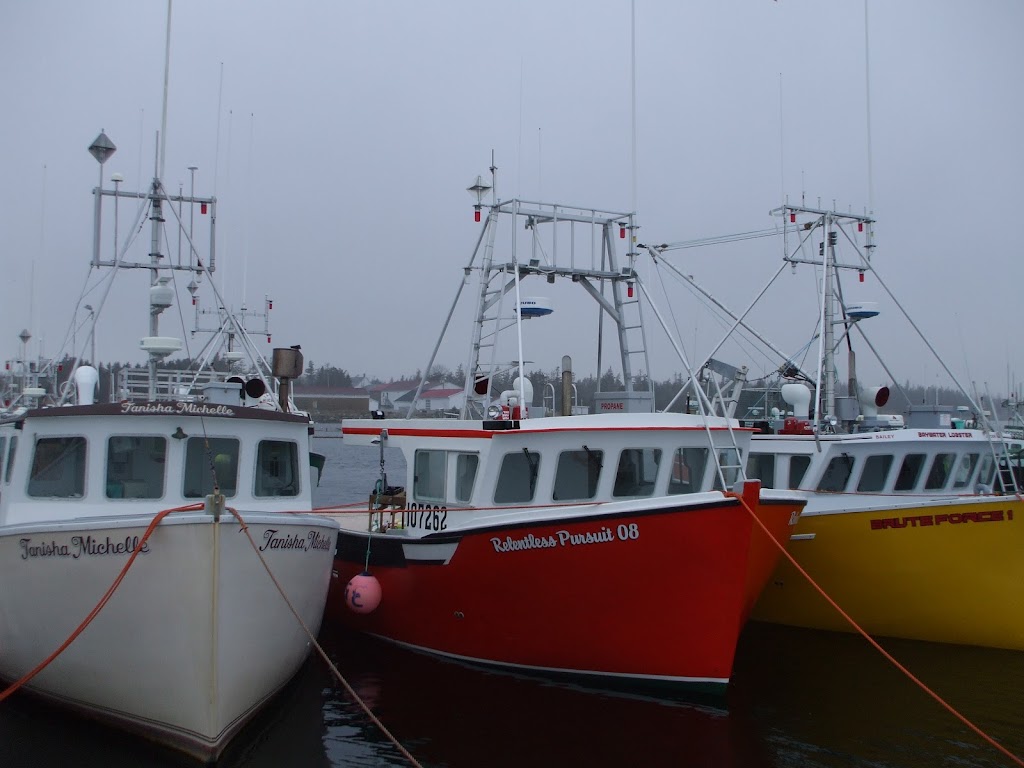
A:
[462, 196, 652, 414]
[981, 387, 1021, 495]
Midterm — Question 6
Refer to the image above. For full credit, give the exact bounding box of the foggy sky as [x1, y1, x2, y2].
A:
[2, 1, 1023, 399]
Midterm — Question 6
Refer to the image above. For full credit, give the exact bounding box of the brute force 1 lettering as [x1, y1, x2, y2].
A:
[870, 509, 1014, 530]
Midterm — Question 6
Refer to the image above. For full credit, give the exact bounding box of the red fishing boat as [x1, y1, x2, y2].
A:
[322, 175, 804, 692]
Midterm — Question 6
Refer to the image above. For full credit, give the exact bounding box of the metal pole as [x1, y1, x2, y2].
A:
[113, 177, 121, 262]
[188, 165, 197, 268]
[85, 305, 96, 364]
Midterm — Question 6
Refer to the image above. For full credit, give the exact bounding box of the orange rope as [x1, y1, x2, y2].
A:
[225, 506, 423, 768]
[0, 502, 422, 766]
[0, 503, 204, 703]
[736, 492, 1024, 767]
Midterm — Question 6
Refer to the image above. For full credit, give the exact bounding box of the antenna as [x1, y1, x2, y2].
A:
[516, 58, 524, 198]
[630, 0, 638, 217]
[243, 111, 255, 306]
[32, 164, 46, 344]
[159, 0, 172, 180]
[221, 108, 234, 295]
[864, 0, 875, 216]
[135, 109, 145, 195]
[778, 73, 784, 203]
[214, 62, 224, 199]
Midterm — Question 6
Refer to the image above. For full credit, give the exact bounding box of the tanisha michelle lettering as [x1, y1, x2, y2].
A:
[119, 401, 236, 417]
[19, 535, 151, 560]
[259, 529, 334, 552]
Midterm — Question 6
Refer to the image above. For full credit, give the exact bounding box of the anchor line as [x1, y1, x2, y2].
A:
[226, 506, 422, 768]
[0, 503, 203, 703]
[733, 492, 1024, 767]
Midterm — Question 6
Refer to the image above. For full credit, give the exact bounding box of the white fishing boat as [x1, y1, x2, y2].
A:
[640, 203, 1024, 650]
[322, 169, 806, 692]
[0, 16, 338, 756]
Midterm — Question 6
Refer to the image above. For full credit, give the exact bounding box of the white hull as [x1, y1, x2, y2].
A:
[0, 512, 336, 761]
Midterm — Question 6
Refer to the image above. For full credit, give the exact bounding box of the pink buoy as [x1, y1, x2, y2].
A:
[345, 571, 382, 614]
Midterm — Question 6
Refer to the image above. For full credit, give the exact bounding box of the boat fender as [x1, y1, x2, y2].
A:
[345, 571, 382, 614]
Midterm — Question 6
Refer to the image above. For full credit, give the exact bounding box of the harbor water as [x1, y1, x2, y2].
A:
[2, 433, 1022, 767]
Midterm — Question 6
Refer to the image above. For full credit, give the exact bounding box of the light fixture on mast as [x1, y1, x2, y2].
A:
[89, 132, 116, 268]
[467, 175, 491, 223]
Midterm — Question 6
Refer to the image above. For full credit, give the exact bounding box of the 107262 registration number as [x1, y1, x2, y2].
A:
[406, 504, 448, 531]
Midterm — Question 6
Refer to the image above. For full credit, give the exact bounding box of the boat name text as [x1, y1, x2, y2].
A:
[19, 535, 150, 560]
[870, 509, 1013, 530]
[915, 430, 972, 439]
[490, 523, 639, 553]
[259, 529, 334, 552]
[120, 402, 236, 416]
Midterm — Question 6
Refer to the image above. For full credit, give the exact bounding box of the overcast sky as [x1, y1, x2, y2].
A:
[3, 1, 1023, 401]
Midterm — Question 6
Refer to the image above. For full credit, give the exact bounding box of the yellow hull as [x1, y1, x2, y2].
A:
[751, 496, 1024, 650]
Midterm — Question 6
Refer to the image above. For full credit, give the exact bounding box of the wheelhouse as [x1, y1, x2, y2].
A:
[746, 434, 997, 494]
[352, 413, 752, 511]
[0, 405, 314, 526]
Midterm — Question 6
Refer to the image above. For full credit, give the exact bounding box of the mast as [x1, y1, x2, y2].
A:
[772, 203, 875, 427]
[821, 217, 836, 421]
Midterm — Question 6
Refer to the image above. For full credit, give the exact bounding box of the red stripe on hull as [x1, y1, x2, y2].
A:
[327, 496, 799, 686]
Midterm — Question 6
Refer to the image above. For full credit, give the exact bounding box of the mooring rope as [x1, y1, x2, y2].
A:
[734, 490, 1023, 767]
[0, 503, 203, 702]
[226, 506, 422, 767]
[0, 503, 423, 767]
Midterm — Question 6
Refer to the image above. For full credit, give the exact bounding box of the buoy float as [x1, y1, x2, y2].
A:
[345, 571, 382, 614]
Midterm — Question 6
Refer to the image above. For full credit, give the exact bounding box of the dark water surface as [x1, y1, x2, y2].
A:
[2, 434, 1022, 767]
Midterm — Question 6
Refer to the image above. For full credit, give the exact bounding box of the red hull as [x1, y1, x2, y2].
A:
[327, 494, 799, 690]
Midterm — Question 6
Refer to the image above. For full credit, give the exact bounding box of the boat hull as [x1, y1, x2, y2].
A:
[0, 512, 337, 761]
[327, 492, 801, 691]
[751, 495, 1024, 649]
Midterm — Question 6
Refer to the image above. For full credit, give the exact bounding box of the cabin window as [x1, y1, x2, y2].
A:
[184, 437, 239, 498]
[553, 448, 603, 501]
[894, 453, 926, 491]
[712, 448, 743, 492]
[924, 452, 955, 490]
[454, 453, 479, 502]
[5, 436, 16, 484]
[413, 450, 446, 502]
[953, 453, 980, 490]
[816, 455, 855, 492]
[0, 437, 5, 484]
[978, 454, 996, 489]
[746, 453, 775, 489]
[669, 447, 709, 495]
[106, 436, 167, 499]
[788, 455, 811, 488]
[255, 440, 300, 497]
[494, 450, 540, 504]
[857, 454, 893, 492]
[613, 448, 661, 498]
[28, 436, 87, 498]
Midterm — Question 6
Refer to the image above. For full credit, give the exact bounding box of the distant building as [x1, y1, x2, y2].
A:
[365, 379, 422, 415]
[397, 386, 466, 415]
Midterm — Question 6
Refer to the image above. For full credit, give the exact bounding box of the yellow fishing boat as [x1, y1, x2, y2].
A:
[642, 203, 1023, 650]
